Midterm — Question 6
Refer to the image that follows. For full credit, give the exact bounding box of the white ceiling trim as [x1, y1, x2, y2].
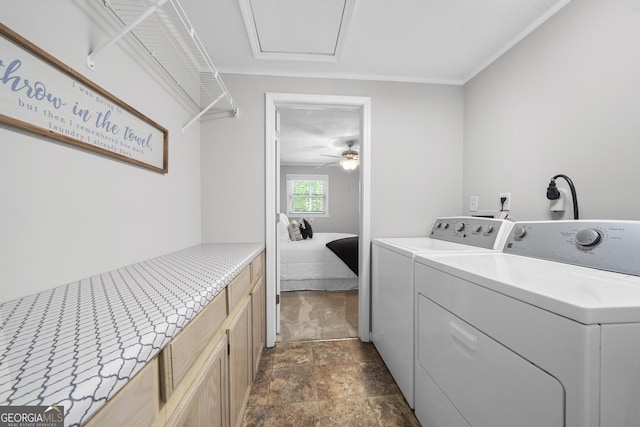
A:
[216, 68, 466, 86]
[237, 0, 356, 62]
[464, 0, 572, 82]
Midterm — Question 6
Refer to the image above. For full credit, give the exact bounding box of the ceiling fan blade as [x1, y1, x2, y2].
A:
[320, 154, 342, 158]
[316, 161, 338, 168]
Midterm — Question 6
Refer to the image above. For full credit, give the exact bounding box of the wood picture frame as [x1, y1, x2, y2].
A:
[0, 24, 168, 173]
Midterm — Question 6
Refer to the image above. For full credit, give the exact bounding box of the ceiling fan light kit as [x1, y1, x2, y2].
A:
[338, 140, 359, 171]
[340, 157, 359, 171]
[317, 139, 360, 170]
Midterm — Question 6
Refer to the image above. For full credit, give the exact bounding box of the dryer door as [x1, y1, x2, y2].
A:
[416, 294, 564, 427]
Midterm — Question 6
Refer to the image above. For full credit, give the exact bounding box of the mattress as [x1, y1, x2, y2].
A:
[280, 232, 358, 281]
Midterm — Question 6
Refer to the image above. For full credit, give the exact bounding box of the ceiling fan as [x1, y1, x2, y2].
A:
[318, 140, 359, 171]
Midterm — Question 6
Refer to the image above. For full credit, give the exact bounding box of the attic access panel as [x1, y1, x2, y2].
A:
[238, 0, 355, 61]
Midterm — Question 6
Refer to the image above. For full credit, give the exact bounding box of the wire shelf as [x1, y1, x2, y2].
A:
[90, 0, 238, 131]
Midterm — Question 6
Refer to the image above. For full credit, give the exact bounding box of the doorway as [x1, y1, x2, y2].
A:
[278, 106, 361, 341]
[265, 93, 371, 347]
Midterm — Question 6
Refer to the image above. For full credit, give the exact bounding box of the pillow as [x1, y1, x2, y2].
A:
[279, 213, 290, 227]
[279, 219, 290, 241]
[279, 213, 291, 241]
[287, 220, 303, 241]
[300, 218, 313, 239]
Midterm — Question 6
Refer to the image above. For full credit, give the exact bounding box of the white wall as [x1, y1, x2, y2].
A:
[280, 165, 359, 234]
[0, 2, 202, 303]
[463, 0, 640, 220]
[201, 75, 464, 242]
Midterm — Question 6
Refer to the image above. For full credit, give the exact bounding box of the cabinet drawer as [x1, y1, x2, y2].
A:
[227, 266, 251, 312]
[161, 289, 227, 399]
[251, 252, 264, 283]
[85, 358, 159, 427]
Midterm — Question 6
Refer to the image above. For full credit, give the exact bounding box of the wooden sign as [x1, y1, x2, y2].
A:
[0, 24, 168, 173]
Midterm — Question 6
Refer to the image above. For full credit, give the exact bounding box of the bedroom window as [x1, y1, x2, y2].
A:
[286, 174, 329, 217]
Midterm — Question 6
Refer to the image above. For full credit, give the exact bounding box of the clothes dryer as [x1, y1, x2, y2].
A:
[371, 216, 513, 408]
[414, 220, 640, 427]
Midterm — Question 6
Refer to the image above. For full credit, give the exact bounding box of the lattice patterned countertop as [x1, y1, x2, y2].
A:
[0, 243, 263, 426]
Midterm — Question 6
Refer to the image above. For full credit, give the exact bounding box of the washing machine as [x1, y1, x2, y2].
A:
[414, 220, 640, 427]
[371, 216, 514, 408]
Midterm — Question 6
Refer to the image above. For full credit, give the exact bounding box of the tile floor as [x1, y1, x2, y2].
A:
[278, 290, 359, 342]
[241, 339, 420, 426]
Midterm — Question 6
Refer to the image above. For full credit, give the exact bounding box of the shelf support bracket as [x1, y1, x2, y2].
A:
[182, 93, 230, 133]
[87, 0, 169, 70]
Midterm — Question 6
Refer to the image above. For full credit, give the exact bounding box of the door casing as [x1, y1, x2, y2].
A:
[265, 92, 372, 346]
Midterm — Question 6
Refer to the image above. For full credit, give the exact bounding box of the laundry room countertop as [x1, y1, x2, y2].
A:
[0, 243, 264, 426]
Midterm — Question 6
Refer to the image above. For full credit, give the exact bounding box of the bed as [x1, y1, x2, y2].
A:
[279, 215, 358, 291]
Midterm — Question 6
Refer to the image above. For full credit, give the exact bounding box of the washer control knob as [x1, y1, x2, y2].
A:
[513, 226, 527, 239]
[443, 223, 450, 229]
[473, 225, 482, 233]
[486, 225, 494, 233]
[575, 228, 602, 247]
[435, 222, 442, 229]
[455, 222, 465, 232]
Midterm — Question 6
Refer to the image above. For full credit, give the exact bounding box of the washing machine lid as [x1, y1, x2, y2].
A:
[373, 237, 496, 258]
[373, 217, 514, 257]
[415, 252, 640, 325]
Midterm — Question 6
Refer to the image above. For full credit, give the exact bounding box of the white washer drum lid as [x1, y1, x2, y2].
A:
[414, 252, 640, 325]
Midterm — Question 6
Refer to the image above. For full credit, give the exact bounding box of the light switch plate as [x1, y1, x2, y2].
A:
[469, 196, 478, 212]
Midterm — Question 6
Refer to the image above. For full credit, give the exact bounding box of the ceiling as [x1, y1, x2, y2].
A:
[181, 0, 570, 84]
[278, 107, 361, 166]
[179, 0, 570, 163]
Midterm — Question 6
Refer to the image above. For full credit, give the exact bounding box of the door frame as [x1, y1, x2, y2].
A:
[265, 92, 372, 346]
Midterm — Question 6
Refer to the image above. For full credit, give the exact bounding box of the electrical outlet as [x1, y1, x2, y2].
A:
[499, 192, 511, 211]
[469, 196, 478, 212]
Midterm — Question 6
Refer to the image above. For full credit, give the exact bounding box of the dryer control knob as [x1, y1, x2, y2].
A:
[443, 223, 450, 229]
[575, 228, 602, 247]
[436, 222, 442, 229]
[486, 225, 494, 233]
[455, 222, 465, 232]
[513, 226, 527, 239]
[473, 225, 482, 233]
